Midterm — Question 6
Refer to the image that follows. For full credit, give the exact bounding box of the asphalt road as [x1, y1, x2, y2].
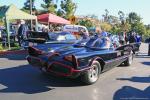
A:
[0, 43, 150, 100]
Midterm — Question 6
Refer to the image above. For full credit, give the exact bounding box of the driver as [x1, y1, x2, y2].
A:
[104, 37, 111, 48]
[99, 31, 111, 49]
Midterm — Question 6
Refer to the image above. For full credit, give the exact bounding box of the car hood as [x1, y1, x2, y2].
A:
[33, 42, 86, 56]
[33, 41, 76, 53]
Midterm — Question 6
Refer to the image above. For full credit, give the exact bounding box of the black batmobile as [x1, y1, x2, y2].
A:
[27, 37, 135, 85]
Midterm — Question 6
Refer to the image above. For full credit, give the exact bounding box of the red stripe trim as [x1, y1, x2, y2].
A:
[47, 61, 91, 76]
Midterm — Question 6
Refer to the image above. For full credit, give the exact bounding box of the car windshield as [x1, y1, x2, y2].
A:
[48, 32, 76, 41]
[85, 37, 111, 49]
[85, 37, 97, 47]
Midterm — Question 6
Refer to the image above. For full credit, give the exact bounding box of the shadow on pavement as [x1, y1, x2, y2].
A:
[114, 76, 150, 100]
[0, 65, 84, 94]
[141, 62, 150, 66]
[117, 76, 150, 83]
[0, 54, 27, 60]
[113, 86, 150, 100]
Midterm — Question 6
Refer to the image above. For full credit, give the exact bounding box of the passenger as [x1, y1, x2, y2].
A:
[111, 35, 120, 48]
[93, 31, 111, 49]
[102, 31, 111, 48]
[79, 29, 89, 40]
[103, 36, 111, 48]
[99, 31, 107, 37]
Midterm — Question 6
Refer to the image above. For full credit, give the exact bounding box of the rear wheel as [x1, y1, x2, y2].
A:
[124, 51, 133, 66]
[81, 61, 101, 85]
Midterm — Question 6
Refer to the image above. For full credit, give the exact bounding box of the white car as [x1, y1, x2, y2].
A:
[63, 25, 89, 36]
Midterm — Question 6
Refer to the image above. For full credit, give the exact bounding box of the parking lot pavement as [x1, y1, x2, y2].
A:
[0, 43, 150, 100]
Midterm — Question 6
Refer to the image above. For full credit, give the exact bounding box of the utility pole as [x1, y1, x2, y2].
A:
[148, 40, 150, 56]
[30, 0, 33, 29]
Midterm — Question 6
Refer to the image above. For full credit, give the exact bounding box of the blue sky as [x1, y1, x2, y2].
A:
[0, 0, 150, 24]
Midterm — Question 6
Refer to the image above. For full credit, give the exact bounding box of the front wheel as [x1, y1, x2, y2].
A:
[81, 61, 101, 85]
[124, 51, 133, 66]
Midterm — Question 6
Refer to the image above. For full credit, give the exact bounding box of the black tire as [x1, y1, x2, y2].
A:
[124, 51, 133, 66]
[81, 61, 101, 85]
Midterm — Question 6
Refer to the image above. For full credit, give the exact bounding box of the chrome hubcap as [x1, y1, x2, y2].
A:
[89, 65, 99, 82]
[129, 53, 133, 64]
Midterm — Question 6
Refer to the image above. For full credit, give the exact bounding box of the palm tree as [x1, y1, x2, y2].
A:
[102, 9, 109, 22]
[118, 11, 125, 25]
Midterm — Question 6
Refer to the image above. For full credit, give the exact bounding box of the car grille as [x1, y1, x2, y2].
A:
[48, 63, 72, 75]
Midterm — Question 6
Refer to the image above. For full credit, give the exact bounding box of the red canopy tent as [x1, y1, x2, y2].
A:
[37, 13, 70, 24]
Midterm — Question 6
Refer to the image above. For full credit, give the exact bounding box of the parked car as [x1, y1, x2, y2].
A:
[1, 29, 17, 47]
[27, 37, 135, 85]
[63, 25, 89, 37]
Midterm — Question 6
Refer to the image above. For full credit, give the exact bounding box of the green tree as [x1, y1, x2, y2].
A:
[0, 20, 4, 26]
[57, 9, 65, 17]
[60, 0, 77, 19]
[22, 0, 36, 14]
[127, 12, 141, 24]
[78, 19, 94, 29]
[41, 0, 57, 14]
[132, 22, 146, 35]
[146, 29, 150, 36]
[117, 11, 131, 32]
[118, 11, 125, 25]
[110, 25, 121, 34]
[0, 6, 5, 26]
[100, 22, 112, 32]
[127, 12, 146, 35]
[108, 15, 119, 25]
[144, 25, 150, 37]
[102, 9, 109, 22]
[121, 21, 131, 32]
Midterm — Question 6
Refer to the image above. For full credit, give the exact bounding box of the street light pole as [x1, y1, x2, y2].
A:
[30, 0, 32, 29]
[148, 41, 150, 56]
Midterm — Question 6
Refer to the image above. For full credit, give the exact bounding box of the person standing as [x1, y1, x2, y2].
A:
[128, 32, 137, 43]
[123, 32, 128, 44]
[17, 20, 28, 47]
[135, 33, 142, 51]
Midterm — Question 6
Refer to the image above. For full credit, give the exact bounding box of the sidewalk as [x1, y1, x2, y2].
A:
[0, 49, 27, 56]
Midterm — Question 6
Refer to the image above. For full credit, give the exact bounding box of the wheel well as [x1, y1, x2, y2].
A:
[96, 59, 105, 71]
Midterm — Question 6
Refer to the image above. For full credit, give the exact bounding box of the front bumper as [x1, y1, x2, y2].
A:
[27, 56, 90, 78]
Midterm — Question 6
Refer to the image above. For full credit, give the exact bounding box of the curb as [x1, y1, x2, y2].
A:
[0, 50, 28, 55]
